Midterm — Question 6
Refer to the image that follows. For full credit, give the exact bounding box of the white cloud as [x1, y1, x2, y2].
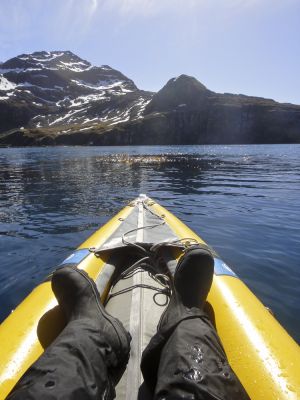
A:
[99, 0, 295, 18]
[52, 0, 101, 41]
[101, 0, 201, 17]
[88, 0, 100, 17]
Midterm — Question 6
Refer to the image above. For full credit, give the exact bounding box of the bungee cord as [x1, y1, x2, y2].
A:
[105, 261, 171, 307]
[90, 199, 210, 308]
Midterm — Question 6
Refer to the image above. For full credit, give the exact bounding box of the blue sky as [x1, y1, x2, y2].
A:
[1, 0, 299, 103]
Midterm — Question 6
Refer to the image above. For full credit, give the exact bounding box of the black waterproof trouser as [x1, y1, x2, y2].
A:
[142, 313, 250, 399]
[8, 313, 250, 400]
[7, 319, 119, 399]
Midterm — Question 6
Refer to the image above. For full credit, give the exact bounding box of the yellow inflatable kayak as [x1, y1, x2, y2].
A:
[0, 195, 299, 399]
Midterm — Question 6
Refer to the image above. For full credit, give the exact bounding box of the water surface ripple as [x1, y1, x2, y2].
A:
[0, 145, 299, 343]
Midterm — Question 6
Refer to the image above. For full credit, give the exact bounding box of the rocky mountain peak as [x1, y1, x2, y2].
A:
[169, 74, 208, 91]
[0, 50, 138, 92]
[1, 50, 91, 73]
[145, 74, 210, 114]
[0, 50, 153, 133]
[100, 64, 113, 70]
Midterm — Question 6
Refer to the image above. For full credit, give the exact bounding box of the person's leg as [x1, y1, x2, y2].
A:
[141, 247, 250, 400]
[8, 266, 131, 400]
[154, 316, 249, 400]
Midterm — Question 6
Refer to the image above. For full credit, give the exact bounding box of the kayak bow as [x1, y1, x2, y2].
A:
[0, 195, 299, 399]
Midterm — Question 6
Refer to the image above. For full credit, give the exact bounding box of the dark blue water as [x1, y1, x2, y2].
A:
[0, 145, 299, 343]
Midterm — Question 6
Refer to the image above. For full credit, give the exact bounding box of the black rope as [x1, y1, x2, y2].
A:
[105, 283, 170, 307]
[105, 258, 172, 307]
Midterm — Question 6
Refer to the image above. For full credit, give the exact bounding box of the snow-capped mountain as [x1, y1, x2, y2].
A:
[0, 51, 153, 131]
[1, 51, 300, 146]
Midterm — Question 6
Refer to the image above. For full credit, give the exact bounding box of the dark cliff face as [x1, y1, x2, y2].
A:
[0, 52, 299, 146]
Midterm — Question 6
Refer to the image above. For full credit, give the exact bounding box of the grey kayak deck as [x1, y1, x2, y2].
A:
[93, 197, 180, 399]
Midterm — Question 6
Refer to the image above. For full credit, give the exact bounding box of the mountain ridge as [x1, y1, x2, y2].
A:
[0, 51, 299, 146]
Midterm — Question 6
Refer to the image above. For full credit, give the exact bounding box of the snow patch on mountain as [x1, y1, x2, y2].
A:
[16, 82, 63, 91]
[49, 107, 87, 126]
[59, 61, 92, 72]
[0, 75, 17, 91]
[69, 93, 106, 107]
[72, 78, 134, 93]
[109, 107, 131, 125]
[134, 97, 151, 119]
[78, 126, 93, 131]
[20, 51, 65, 62]
[100, 65, 112, 71]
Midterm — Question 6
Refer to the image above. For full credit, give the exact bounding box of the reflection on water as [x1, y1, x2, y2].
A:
[0, 145, 300, 343]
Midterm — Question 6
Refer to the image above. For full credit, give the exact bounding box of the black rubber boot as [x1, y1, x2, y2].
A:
[8, 266, 131, 400]
[141, 246, 250, 399]
[157, 246, 214, 333]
